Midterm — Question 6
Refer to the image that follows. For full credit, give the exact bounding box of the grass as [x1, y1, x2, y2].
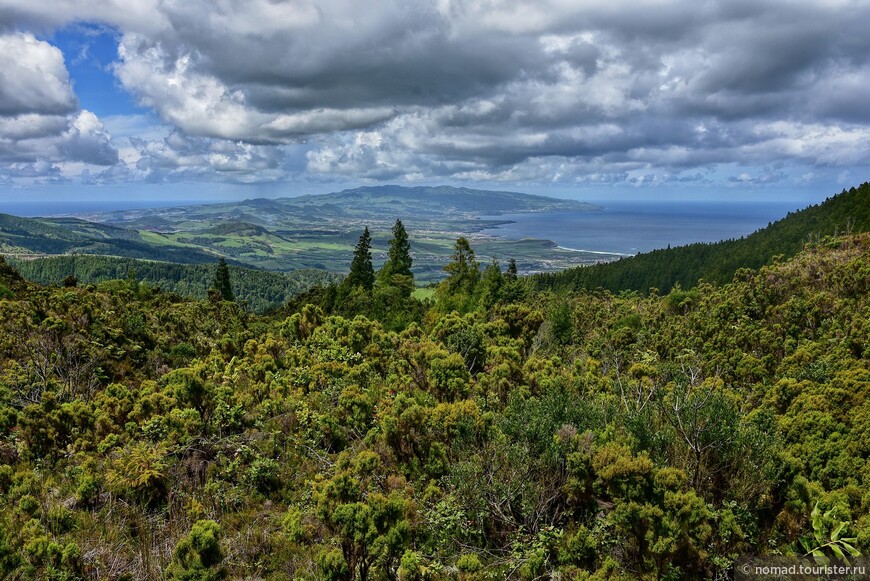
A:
[412, 287, 437, 300]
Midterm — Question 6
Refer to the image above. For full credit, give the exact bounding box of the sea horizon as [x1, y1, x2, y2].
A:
[480, 198, 801, 256]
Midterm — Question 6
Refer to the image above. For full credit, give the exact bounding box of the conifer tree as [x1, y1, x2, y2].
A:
[346, 227, 375, 291]
[506, 258, 518, 281]
[380, 219, 413, 279]
[443, 236, 479, 293]
[211, 258, 235, 302]
[435, 237, 481, 312]
[477, 260, 504, 309]
[377, 219, 414, 295]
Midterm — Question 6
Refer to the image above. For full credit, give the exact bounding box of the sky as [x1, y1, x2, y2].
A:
[1, 0, 869, 208]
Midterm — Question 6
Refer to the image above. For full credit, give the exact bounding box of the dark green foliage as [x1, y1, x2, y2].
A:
[167, 520, 226, 581]
[0, 213, 220, 263]
[506, 258, 518, 280]
[0, 192, 867, 579]
[476, 260, 505, 310]
[436, 237, 480, 312]
[211, 258, 235, 302]
[549, 299, 573, 345]
[0, 256, 22, 299]
[0, 255, 23, 284]
[378, 219, 413, 291]
[443, 237, 479, 290]
[10, 254, 337, 313]
[345, 227, 375, 291]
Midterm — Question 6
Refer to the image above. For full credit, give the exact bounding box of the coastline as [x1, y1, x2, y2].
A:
[556, 245, 634, 257]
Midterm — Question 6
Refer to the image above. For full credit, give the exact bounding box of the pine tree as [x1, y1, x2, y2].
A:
[346, 227, 375, 291]
[377, 219, 414, 294]
[506, 258, 518, 281]
[211, 258, 235, 302]
[443, 237, 479, 293]
[436, 237, 481, 313]
[477, 260, 504, 309]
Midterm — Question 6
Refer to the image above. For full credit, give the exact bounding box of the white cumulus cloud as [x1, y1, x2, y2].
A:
[0, 32, 118, 177]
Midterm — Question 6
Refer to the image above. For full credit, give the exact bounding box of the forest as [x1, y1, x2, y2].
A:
[9, 256, 338, 315]
[0, 193, 868, 579]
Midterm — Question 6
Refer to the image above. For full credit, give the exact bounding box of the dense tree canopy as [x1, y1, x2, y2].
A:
[532, 181, 870, 295]
[0, 187, 868, 579]
[10, 255, 337, 314]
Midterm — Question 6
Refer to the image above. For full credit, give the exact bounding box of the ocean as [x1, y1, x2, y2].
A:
[480, 200, 802, 256]
[0, 199, 206, 217]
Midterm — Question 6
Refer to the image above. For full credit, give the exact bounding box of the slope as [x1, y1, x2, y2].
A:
[9, 255, 338, 313]
[0, 213, 223, 263]
[92, 185, 600, 233]
[9, 186, 611, 278]
[530, 182, 870, 294]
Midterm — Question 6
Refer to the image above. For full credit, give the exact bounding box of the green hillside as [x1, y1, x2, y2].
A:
[0, 227, 867, 579]
[10, 255, 338, 313]
[94, 185, 600, 233]
[0, 213, 222, 263]
[531, 182, 870, 293]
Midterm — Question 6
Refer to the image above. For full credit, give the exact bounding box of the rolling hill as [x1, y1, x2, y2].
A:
[1, 186, 609, 282]
[0, 213, 223, 263]
[90, 185, 600, 233]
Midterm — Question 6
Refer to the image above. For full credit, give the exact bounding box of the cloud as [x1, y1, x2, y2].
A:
[123, 130, 290, 184]
[0, 32, 118, 175]
[0, 110, 118, 165]
[0, 33, 76, 116]
[2, 0, 870, 189]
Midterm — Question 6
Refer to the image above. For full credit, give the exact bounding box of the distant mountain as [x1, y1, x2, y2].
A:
[530, 182, 870, 294]
[1, 186, 608, 281]
[286, 185, 600, 216]
[88, 185, 599, 233]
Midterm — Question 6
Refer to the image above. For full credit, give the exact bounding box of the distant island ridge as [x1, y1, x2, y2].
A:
[3, 185, 796, 256]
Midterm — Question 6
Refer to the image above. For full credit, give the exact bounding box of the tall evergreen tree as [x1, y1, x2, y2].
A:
[505, 258, 518, 281]
[377, 219, 414, 295]
[346, 227, 375, 291]
[443, 237, 479, 293]
[211, 258, 235, 301]
[477, 260, 504, 309]
[435, 237, 481, 313]
[382, 220, 413, 278]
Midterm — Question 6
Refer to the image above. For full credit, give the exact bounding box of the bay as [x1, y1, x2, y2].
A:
[480, 200, 801, 256]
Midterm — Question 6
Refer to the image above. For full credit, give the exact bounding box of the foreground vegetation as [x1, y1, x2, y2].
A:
[0, 200, 868, 579]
